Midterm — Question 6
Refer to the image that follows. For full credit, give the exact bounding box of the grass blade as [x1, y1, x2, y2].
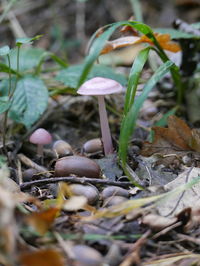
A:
[119, 60, 174, 166]
[78, 21, 157, 87]
[124, 47, 150, 115]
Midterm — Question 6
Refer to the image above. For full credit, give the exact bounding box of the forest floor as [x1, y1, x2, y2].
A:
[0, 0, 200, 265]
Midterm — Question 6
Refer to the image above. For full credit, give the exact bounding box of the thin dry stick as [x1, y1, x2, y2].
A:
[17, 153, 49, 174]
[20, 176, 133, 191]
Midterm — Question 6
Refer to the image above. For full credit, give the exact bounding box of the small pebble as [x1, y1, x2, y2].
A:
[83, 138, 103, 154]
[69, 184, 99, 204]
[23, 168, 39, 182]
[72, 245, 103, 266]
[104, 196, 127, 207]
[101, 186, 129, 200]
[54, 156, 101, 178]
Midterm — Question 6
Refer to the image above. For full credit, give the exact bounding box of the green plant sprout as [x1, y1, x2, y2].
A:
[76, 20, 184, 185]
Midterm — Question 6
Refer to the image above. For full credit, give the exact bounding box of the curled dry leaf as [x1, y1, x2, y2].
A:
[136, 33, 181, 52]
[19, 249, 65, 266]
[141, 115, 200, 156]
[100, 33, 180, 55]
[141, 213, 177, 231]
[143, 253, 200, 266]
[26, 207, 59, 235]
[62, 195, 88, 211]
[101, 36, 140, 54]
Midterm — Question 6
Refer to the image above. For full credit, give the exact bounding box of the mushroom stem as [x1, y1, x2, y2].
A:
[37, 144, 43, 157]
[97, 95, 113, 155]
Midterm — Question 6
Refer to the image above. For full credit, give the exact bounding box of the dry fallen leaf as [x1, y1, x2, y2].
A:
[26, 207, 59, 235]
[141, 115, 200, 156]
[156, 167, 200, 217]
[100, 32, 180, 55]
[141, 213, 177, 231]
[19, 249, 65, 266]
[136, 33, 181, 52]
[101, 36, 140, 54]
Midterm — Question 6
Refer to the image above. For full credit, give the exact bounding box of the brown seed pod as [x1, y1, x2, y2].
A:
[72, 245, 103, 266]
[101, 186, 129, 200]
[53, 140, 73, 157]
[103, 196, 127, 207]
[69, 184, 99, 204]
[83, 138, 103, 154]
[54, 156, 101, 178]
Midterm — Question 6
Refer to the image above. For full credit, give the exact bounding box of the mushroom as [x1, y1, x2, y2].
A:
[77, 77, 123, 155]
[29, 128, 52, 156]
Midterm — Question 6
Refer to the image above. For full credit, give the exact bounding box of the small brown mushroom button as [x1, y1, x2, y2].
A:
[83, 138, 103, 154]
[54, 155, 101, 178]
[53, 140, 73, 157]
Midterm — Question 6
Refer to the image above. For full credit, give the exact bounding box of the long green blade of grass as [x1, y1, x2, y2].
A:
[124, 47, 150, 115]
[78, 21, 158, 86]
[78, 20, 183, 101]
[119, 60, 174, 167]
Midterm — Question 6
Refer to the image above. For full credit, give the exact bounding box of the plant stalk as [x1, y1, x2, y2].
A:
[97, 95, 113, 155]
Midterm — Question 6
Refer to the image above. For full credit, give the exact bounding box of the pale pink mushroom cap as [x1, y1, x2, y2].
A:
[29, 128, 52, 145]
[77, 77, 123, 95]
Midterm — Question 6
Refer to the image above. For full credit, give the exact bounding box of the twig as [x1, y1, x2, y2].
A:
[20, 176, 133, 191]
[17, 153, 49, 174]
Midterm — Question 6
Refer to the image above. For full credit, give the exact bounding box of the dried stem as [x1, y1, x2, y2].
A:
[20, 176, 133, 191]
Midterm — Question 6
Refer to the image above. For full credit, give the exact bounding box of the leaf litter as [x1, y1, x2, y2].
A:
[1, 9, 200, 266]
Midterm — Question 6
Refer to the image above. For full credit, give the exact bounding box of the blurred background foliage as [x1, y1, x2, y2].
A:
[1, 0, 199, 63]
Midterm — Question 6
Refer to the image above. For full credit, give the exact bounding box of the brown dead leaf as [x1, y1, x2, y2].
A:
[136, 33, 181, 52]
[101, 32, 180, 55]
[141, 116, 197, 156]
[144, 253, 200, 266]
[26, 207, 59, 235]
[101, 36, 140, 54]
[19, 249, 65, 266]
[141, 213, 177, 231]
[120, 16, 139, 36]
[62, 195, 88, 211]
[189, 129, 200, 152]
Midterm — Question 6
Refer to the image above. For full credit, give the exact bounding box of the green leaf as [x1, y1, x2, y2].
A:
[124, 47, 150, 115]
[154, 28, 198, 39]
[0, 96, 11, 113]
[0, 78, 17, 96]
[56, 63, 127, 88]
[191, 22, 200, 30]
[0, 46, 10, 56]
[9, 76, 48, 128]
[16, 35, 42, 46]
[7, 48, 45, 71]
[119, 60, 174, 166]
[35, 51, 67, 74]
[0, 63, 20, 76]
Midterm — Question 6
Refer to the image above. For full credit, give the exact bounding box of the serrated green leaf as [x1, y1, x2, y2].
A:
[9, 76, 48, 128]
[0, 46, 10, 56]
[119, 60, 174, 166]
[155, 28, 198, 39]
[56, 63, 127, 88]
[7, 48, 45, 71]
[16, 35, 42, 45]
[0, 96, 11, 113]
